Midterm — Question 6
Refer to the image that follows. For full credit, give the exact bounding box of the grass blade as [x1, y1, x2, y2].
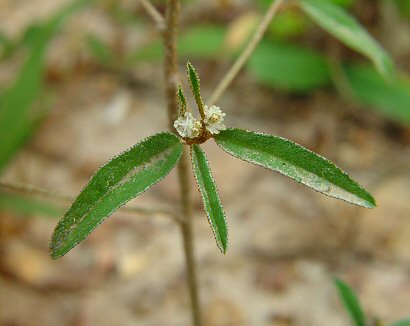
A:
[0, 0, 95, 172]
[214, 128, 375, 208]
[300, 0, 394, 80]
[0, 44, 46, 171]
[191, 144, 228, 253]
[50, 132, 183, 259]
[334, 278, 366, 326]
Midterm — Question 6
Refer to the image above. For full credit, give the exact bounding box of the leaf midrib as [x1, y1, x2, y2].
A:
[219, 134, 323, 178]
[216, 130, 373, 206]
[70, 144, 178, 223]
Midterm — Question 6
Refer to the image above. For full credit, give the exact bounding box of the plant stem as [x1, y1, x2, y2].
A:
[163, 1, 202, 326]
[208, 0, 284, 106]
[177, 152, 201, 326]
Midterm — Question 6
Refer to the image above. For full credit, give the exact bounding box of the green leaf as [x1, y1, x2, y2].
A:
[187, 61, 204, 114]
[0, 45, 46, 172]
[214, 129, 375, 208]
[343, 64, 410, 123]
[0, 192, 64, 218]
[393, 320, 410, 326]
[177, 86, 187, 116]
[191, 144, 228, 254]
[334, 278, 366, 326]
[300, 0, 394, 80]
[248, 41, 331, 92]
[50, 132, 183, 259]
[0, 0, 94, 173]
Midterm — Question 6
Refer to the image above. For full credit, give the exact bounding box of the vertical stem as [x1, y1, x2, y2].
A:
[164, 0, 181, 131]
[177, 151, 202, 326]
[163, 1, 202, 325]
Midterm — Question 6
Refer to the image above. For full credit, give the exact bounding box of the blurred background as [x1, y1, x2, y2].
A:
[1, 0, 410, 325]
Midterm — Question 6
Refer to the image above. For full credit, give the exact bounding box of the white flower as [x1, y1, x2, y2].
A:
[174, 113, 201, 138]
[204, 105, 226, 134]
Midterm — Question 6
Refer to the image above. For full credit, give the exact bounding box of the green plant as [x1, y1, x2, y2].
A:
[2, 0, 405, 325]
[50, 60, 375, 258]
[47, 0, 394, 324]
[334, 278, 410, 326]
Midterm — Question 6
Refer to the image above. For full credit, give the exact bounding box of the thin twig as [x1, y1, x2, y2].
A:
[163, 0, 202, 325]
[139, 0, 166, 32]
[0, 180, 180, 222]
[207, 0, 285, 106]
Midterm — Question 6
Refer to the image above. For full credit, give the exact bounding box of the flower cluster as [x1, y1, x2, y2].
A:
[204, 105, 226, 135]
[174, 105, 226, 139]
[174, 113, 202, 139]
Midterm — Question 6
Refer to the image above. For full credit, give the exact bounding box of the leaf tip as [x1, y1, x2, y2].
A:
[50, 251, 60, 260]
[187, 61, 201, 90]
[49, 244, 61, 260]
[220, 240, 228, 255]
[49, 233, 64, 260]
[177, 85, 187, 115]
[361, 191, 376, 209]
[186, 60, 194, 72]
[375, 54, 396, 83]
[366, 199, 376, 209]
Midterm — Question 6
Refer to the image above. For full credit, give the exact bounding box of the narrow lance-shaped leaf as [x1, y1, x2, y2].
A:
[187, 61, 205, 118]
[300, 0, 394, 80]
[334, 278, 367, 326]
[214, 129, 375, 208]
[50, 132, 183, 259]
[191, 144, 228, 253]
[177, 86, 187, 116]
[0, 0, 95, 172]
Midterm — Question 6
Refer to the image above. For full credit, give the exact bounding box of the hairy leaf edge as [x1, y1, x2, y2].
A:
[50, 131, 183, 259]
[190, 144, 229, 254]
[214, 128, 376, 209]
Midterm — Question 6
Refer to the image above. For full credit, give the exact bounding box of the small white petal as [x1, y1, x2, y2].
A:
[174, 113, 202, 138]
[203, 105, 226, 134]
